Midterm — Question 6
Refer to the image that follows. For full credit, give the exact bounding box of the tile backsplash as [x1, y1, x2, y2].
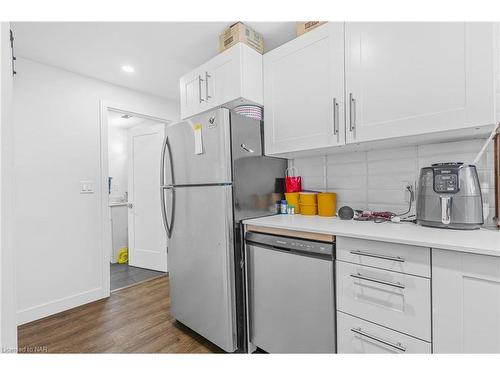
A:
[290, 139, 496, 227]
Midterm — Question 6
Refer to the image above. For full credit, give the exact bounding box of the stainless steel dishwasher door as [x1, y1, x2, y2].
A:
[247, 241, 335, 353]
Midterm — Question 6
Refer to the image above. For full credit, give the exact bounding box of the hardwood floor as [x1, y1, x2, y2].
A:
[17, 276, 223, 353]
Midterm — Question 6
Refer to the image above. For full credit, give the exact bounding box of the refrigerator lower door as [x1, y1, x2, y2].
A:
[168, 184, 237, 352]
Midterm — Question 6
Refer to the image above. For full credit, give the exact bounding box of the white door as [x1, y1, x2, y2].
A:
[345, 22, 495, 144]
[264, 22, 345, 155]
[128, 124, 167, 272]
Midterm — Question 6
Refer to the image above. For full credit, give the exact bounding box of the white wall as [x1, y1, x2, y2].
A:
[0, 22, 17, 351]
[12, 58, 178, 324]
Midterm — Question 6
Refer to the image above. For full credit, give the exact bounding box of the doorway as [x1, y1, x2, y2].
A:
[106, 108, 168, 291]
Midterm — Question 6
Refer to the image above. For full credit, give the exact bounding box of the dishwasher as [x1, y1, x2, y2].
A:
[245, 231, 335, 353]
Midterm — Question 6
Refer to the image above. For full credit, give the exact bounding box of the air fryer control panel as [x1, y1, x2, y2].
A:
[432, 163, 461, 194]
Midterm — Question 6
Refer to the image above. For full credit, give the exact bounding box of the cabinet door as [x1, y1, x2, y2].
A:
[180, 69, 207, 119]
[345, 22, 495, 144]
[204, 45, 241, 109]
[433, 249, 500, 353]
[264, 22, 345, 155]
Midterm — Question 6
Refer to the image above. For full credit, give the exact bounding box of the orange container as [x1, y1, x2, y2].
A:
[285, 192, 301, 214]
[317, 192, 337, 217]
[300, 204, 318, 215]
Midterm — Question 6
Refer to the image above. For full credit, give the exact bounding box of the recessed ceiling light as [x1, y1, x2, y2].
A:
[121, 65, 135, 73]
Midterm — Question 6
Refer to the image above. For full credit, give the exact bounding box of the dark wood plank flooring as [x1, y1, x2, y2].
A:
[110, 263, 165, 291]
[17, 276, 223, 353]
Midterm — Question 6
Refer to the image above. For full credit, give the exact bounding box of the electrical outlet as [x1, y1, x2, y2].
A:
[401, 180, 415, 203]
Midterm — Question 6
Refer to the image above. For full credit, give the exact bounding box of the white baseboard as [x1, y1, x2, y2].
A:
[17, 287, 107, 325]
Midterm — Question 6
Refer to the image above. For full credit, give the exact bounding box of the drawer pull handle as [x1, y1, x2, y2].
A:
[351, 327, 406, 352]
[350, 250, 405, 263]
[350, 273, 405, 289]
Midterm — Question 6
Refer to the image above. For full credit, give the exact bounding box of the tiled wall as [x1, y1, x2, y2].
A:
[290, 139, 496, 227]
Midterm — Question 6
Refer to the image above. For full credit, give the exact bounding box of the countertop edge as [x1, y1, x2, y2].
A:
[243, 217, 500, 257]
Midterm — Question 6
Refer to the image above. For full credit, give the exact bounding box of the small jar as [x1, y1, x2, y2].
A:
[280, 200, 288, 214]
[275, 201, 281, 214]
[288, 205, 295, 215]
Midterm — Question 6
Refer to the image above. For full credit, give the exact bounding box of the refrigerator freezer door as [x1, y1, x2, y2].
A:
[230, 112, 287, 222]
[163, 109, 232, 186]
[168, 184, 237, 352]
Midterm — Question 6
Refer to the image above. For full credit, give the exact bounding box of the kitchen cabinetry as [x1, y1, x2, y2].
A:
[264, 22, 496, 156]
[180, 43, 263, 120]
[345, 22, 495, 143]
[336, 237, 432, 353]
[433, 249, 500, 353]
[263, 22, 345, 155]
[337, 312, 432, 354]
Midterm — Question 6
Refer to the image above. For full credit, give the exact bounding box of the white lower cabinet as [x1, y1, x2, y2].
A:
[433, 249, 500, 353]
[336, 260, 431, 341]
[337, 312, 431, 354]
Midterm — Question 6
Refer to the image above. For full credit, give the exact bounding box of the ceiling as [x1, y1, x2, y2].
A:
[11, 22, 297, 101]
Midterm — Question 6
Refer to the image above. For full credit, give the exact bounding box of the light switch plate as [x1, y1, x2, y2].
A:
[80, 180, 94, 194]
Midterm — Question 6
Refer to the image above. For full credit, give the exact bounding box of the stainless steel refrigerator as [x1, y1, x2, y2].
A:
[160, 108, 286, 352]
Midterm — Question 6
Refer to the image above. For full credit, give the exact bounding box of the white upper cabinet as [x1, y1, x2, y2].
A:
[345, 22, 496, 144]
[180, 43, 263, 120]
[264, 23, 345, 155]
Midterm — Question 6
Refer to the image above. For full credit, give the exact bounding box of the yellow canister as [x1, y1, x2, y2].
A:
[285, 192, 301, 214]
[317, 192, 337, 217]
[299, 192, 318, 215]
[300, 204, 318, 215]
[299, 192, 317, 205]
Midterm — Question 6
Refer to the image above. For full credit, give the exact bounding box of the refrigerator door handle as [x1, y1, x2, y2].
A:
[161, 186, 175, 239]
[160, 134, 175, 239]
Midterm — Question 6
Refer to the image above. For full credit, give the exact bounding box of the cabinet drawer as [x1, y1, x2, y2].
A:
[336, 261, 431, 341]
[337, 237, 430, 278]
[337, 312, 431, 353]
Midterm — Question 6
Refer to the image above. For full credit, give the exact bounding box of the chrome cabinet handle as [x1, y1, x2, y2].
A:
[349, 93, 356, 133]
[240, 143, 254, 153]
[350, 273, 405, 289]
[350, 250, 405, 263]
[351, 328, 406, 352]
[205, 72, 211, 101]
[441, 196, 452, 225]
[198, 75, 205, 103]
[333, 98, 339, 139]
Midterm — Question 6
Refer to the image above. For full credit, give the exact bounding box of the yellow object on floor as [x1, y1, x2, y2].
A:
[117, 247, 128, 264]
[318, 192, 337, 217]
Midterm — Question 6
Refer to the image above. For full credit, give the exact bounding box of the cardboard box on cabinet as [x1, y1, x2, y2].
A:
[219, 22, 264, 54]
[296, 21, 327, 36]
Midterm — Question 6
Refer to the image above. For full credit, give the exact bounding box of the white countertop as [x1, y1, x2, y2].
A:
[243, 215, 500, 257]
